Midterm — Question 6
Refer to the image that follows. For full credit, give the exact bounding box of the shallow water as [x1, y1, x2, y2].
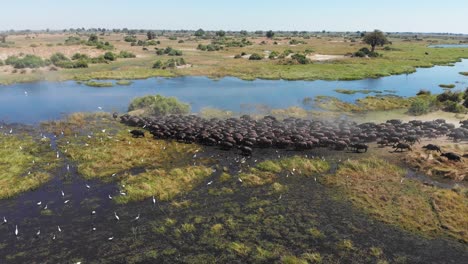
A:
[428, 44, 468, 48]
[0, 59, 467, 124]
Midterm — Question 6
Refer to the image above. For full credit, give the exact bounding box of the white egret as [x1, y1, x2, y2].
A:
[43, 204, 48, 210]
[111, 173, 116, 177]
[9, 128, 13, 134]
[108, 237, 114, 241]
[114, 212, 120, 221]
[91, 210, 96, 215]
[64, 200, 70, 204]
[85, 184, 91, 189]
[52, 234, 56, 240]
[36, 229, 41, 236]
[37, 201, 42, 206]
[67, 164, 70, 171]
[108, 194, 113, 200]
[57, 226, 62, 232]
[207, 181, 213, 185]
[134, 214, 140, 221]
[92, 227, 96, 231]
[152, 196, 156, 205]
[56, 152, 60, 159]
[2, 216, 6, 224]
[120, 192, 126, 196]
[61, 190, 65, 197]
[238, 177, 243, 183]
[15, 225, 18, 236]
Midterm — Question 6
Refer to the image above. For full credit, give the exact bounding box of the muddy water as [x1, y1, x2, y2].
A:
[0, 133, 467, 263]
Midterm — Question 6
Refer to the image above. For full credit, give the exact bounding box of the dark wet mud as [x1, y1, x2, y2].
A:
[0, 124, 467, 264]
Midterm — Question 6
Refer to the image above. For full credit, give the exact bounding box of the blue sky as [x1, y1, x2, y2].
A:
[1, 0, 467, 33]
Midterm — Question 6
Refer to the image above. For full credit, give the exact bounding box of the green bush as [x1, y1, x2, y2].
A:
[71, 53, 89, 60]
[128, 94, 191, 116]
[153, 60, 163, 69]
[0, 59, 3, 66]
[249, 53, 263, 60]
[444, 101, 465, 113]
[90, 56, 108, 64]
[291, 54, 310, 64]
[124, 35, 137, 42]
[5, 55, 46, 69]
[437, 91, 461, 103]
[439, 84, 456, 89]
[408, 98, 430, 115]
[118, 51, 136, 58]
[268, 51, 279, 59]
[416, 89, 431, 96]
[64, 36, 82, 45]
[50, 53, 69, 64]
[104, 52, 116, 61]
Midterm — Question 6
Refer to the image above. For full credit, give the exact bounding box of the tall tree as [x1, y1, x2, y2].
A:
[266, 30, 275, 39]
[147, 31, 156, 40]
[363, 30, 389, 52]
[194, 28, 205, 37]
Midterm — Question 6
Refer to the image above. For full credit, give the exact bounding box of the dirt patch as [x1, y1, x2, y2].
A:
[307, 54, 347, 61]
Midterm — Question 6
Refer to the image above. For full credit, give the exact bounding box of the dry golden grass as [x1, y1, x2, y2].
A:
[324, 158, 468, 242]
[402, 143, 467, 181]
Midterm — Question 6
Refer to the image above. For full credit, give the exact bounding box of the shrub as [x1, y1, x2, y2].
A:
[71, 53, 89, 60]
[128, 94, 191, 116]
[291, 54, 311, 64]
[0, 59, 3, 66]
[6, 55, 46, 69]
[354, 51, 366, 57]
[437, 91, 461, 103]
[408, 98, 430, 115]
[88, 34, 98, 43]
[118, 51, 136, 58]
[64, 36, 82, 45]
[153, 60, 163, 69]
[90, 56, 108, 64]
[249, 53, 263, 60]
[234, 54, 242, 59]
[103, 52, 116, 61]
[268, 51, 279, 59]
[444, 101, 465, 113]
[167, 49, 183, 56]
[124, 35, 137, 42]
[50, 53, 69, 64]
[416, 89, 431, 96]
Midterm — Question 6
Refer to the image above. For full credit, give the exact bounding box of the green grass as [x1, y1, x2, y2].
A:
[439, 84, 456, 88]
[334, 89, 381, 95]
[116, 80, 133, 86]
[0, 134, 57, 199]
[115, 166, 212, 203]
[324, 158, 468, 242]
[84, 80, 114, 87]
[241, 156, 330, 187]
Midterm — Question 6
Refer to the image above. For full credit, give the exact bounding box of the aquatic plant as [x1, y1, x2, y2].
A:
[0, 134, 57, 199]
[84, 81, 114, 87]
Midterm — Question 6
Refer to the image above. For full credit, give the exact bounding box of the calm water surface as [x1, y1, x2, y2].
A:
[0, 59, 466, 123]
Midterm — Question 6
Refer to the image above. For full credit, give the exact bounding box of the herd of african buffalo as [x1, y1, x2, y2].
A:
[119, 113, 467, 162]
